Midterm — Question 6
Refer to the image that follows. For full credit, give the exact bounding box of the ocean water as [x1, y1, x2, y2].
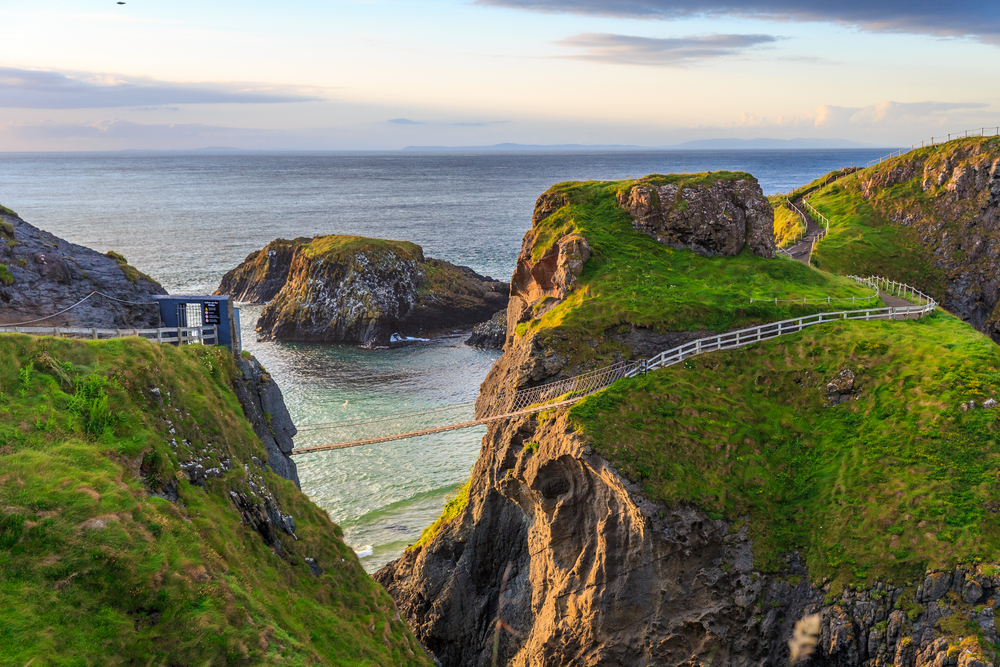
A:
[0, 148, 891, 571]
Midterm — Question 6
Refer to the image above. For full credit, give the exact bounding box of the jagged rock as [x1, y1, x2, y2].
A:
[826, 368, 856, 405]
[215, 236, 509, 347]
[921, 571, 953, 602]
[0, 209, 165, 327]
[465, 309, 507, 349]
[616, 174, 775, 259]
[230, 354, 300, 487]
[985, 398, 998, 408]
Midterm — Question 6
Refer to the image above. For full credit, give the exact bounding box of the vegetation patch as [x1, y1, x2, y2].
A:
[0, 335, 429, 666]
[520, 177, 880, 365]
[0, 264, 13, 287]
[571, 311, 1000, 591]
[0, 219, 13, 238]
[105, 250, 161, 287]
[299, 235, 422, 262]
[770, 197, 805, 248]
[410, 480, 471, 551]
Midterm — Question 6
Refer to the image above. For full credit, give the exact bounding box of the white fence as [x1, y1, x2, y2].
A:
[637, 277, 935, 375]
[866, 126, 1000, 168]
[0, 325, 218, 346]
[778, 197, 808, 249]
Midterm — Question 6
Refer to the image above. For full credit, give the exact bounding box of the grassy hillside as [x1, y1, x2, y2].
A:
[770, 196, 804, 248]
[0, 336, 430, 666]
[572, 310, 1000, 592]
[804, 137, 1000, 301]
[521, 175, 880, 356]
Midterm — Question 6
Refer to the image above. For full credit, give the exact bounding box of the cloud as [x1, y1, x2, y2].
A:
[0, 67, 325, 109]
[387, 118, 424, 124]
[556, 32, 778, 65]
[478, 0, 1000, 45]
[724, 100, 990, 129]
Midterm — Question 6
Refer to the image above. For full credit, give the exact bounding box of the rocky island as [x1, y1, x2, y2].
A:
[377, 168, 1000, 666]
[216, 235, 509, 347]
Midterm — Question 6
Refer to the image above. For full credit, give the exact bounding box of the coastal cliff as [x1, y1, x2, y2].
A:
[806, 137, 1000, 343]
[216, 236, 509, 347]
[0, 206, 165, 327]
[377, 173, 1000, 666]
[0, 335, 431, 666]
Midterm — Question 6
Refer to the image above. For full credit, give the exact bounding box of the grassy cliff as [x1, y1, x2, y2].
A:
[572, 311, 1000, 591]
[804, 137, 1000, 303]
[517, 175, 880, 366]
[0, 336, 430, 666]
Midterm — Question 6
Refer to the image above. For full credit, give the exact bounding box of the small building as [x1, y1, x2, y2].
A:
[152, 295, 242, 355]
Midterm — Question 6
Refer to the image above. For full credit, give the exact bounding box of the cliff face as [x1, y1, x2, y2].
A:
[377, 175, 1000, 666]
[231, 354, 300, 487]
[0, 207, 165, 327]
[808, 137, 1000, 342]
[216, 236, 509, 347]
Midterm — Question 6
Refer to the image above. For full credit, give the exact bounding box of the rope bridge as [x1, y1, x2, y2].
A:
[290, 275, 937, 455]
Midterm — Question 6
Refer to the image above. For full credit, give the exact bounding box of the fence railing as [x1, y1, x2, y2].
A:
[0, 325, 218, 346]
[865, 126, 1000, 168]
[640, 279, 935, 374]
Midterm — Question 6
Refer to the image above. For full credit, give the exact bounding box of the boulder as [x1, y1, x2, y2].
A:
[616, 173, 775, 259]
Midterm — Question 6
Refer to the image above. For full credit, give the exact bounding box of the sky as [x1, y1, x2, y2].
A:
[0, 0, 998, 151]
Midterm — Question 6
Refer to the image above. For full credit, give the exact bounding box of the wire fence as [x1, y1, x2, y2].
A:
[291, 275, 937, 455]
[865, 126, 1000, 168]
[777, 197, 808, 249]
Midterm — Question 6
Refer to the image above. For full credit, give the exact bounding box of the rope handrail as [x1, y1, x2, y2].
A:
[291, 275, 936, 454]
[0, 290, 157, 327]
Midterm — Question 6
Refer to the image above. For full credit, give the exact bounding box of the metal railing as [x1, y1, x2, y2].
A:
[865, 126, 1000, 168]
[0, 325, 218, 346]
[291, 275, 936, 454]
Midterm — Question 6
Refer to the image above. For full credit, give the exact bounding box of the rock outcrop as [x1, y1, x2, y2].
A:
[230, 354, 300, 487]
[216, 236, 509, 347]
[0, 207, 165, 327]
[616, 173, 776, 259]
[466, 309, 507, 349]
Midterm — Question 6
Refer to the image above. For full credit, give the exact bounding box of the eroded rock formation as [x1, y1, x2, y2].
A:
[216, 236, 509, 347]
[231, 354, 300, 487]
[616, 175, 776, 259]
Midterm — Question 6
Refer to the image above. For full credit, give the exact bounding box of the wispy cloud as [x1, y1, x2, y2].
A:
[387, 118, 425, 124]
[0, 67, 325, 109]
[556, 32, 779, 66]
[478, 0, 1000, 45]
[727, 100, 991, 129]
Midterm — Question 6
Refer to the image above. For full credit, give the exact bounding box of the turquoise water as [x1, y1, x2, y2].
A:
[0, 148, 891, 570]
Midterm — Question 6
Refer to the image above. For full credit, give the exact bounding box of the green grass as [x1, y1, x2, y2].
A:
[571, 311, 1000, 593]
[0, 335, 430, 667]
[298, 235, 422, 261]
[0, 265, 13, 287]
[806, 137, 1000, 303]
[0, 219, 13, 238]
[409, 480, 470, 551]
[521, 177, 881, 366]
[105, 250, 161, 287]
[770, 196, 804, 247]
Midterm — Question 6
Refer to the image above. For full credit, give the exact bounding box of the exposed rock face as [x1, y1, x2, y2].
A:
[466, 309, 507, 349]
[0, 208, 165, 327]
[230, 354, 300, 487]
[216, 236, 509, 347]
[616, 175, 776, 259]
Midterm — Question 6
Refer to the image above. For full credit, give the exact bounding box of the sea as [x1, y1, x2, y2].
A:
[0, 148, 893, 571]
